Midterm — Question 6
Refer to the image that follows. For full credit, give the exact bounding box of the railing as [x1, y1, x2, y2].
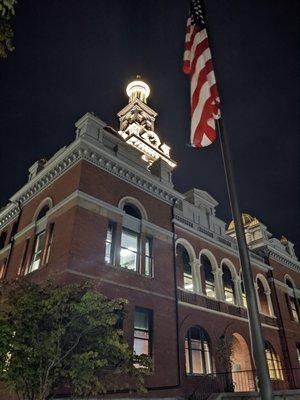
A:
[189, 369, 300, 400]
[178, 288, 277, 327]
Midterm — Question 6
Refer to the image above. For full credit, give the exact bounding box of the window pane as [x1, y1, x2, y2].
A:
[121, 230, 138, 251]
[185, 340, 191, 374]
[120, 248, 137, 270]
[134, 337, 149, 356]
[134, 309, 149, 330]
[191, 349, 203, 374]
[134, 308, 151, 358]
[145, 238, 153, 276]
[29, 231, 45, 272]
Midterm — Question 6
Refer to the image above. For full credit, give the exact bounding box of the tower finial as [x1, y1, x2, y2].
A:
[126, 76, 150, 103]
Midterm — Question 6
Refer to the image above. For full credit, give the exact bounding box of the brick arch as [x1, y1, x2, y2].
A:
[175, 238, 196, 261]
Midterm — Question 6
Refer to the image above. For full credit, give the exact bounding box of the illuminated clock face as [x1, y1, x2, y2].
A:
[142, 130, 161, 148]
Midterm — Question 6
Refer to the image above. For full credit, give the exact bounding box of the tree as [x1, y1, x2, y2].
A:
[0, 280, 150, 400]
[0, 0, 17, 58]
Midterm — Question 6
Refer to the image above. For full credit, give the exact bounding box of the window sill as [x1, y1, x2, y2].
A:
[104, 262, 154, 279]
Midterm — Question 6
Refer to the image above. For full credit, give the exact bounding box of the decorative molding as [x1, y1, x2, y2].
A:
[0, 137, 184, 230]
[268, 248, 300, 273]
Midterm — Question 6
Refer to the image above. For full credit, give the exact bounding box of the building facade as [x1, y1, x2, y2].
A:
[0, 79, 300, 399]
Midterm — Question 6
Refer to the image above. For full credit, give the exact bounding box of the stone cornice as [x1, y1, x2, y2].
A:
[268, 247, 300, 274]
[0, 137, 184, 230]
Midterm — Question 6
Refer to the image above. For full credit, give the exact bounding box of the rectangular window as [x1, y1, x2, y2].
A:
[134, 307, 152, 357]
[28, 231, 46, 273]
[0, 258, 8, 280]
[145, 237, 153, 277]
[105, 222, 115, 264]
[290, 297, 299, 322]
[296, 344, 300, 365]
[18, 239, 30, 276]
[44, 224, 54, 265]
[120, 229, 139, 271]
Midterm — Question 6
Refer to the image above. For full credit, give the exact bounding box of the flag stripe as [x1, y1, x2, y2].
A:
[183, 0, 220, 148]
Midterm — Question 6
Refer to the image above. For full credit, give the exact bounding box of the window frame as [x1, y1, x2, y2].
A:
[133, 307, 153, 358]
[265, 341, 283, 381]
[185, 326, 212, 376]
[105, 221, 115, 265]
[144, 236, 153, 277]
[120, 228, 140, 272]
[28, 230, 46, 273]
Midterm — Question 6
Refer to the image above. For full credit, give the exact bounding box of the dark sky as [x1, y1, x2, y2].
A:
[1, 0, 299, 254]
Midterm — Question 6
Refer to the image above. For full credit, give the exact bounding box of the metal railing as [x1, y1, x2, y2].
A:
[189, 368, 300, 400]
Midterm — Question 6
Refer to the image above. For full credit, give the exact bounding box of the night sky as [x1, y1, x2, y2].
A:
[1, 1, 299, 253]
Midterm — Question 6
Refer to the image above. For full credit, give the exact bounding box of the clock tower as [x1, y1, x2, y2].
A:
[117, 76, 176, 169]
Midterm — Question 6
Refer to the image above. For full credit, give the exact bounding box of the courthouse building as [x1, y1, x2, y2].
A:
[0, 78, 300, 399]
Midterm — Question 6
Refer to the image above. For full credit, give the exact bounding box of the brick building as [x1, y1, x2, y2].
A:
[0, 78, 299, 399]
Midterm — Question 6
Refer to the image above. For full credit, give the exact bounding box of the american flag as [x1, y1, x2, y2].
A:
[183, 0, 221, 148]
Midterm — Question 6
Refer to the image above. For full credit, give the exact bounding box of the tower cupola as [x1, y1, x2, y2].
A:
[126, 76, 150, 103]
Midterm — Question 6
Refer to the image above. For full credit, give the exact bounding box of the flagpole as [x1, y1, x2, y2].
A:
[216, 117, 273, 399]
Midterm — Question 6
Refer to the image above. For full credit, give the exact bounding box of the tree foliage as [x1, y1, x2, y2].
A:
[0, 280, 150, 400]
[0, 0, 17, 58]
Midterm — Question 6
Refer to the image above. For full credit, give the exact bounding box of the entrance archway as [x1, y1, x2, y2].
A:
[230, 333, 255, 392]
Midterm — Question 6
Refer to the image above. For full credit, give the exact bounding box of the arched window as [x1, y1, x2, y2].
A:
[265, 342, 283, 380]
[185, 326, 212, 375]
[222, 264, 235, 304]
[202, 254, 215, 298]
[36, 205, 50, 221]
[123, 203, 142, 219]
[257, 277, 271, 316]
[116, 200, 152, 275]
[240, 280, 247, 308]
[286, 279, 299, 322]
[177, 244, 193, 291]
[27, 200, 53, 274]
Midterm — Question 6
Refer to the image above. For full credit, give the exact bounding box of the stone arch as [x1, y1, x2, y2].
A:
[199, 249, 221, 298]
[256, 273, 274, 316]
[220, 258, 240, 305]
[284, 274, 297, 290]
[175, 238, 196, 261]
[32, 197, 53, 222]
[118, 196, 148, 220]
[175, 238, 198, 292]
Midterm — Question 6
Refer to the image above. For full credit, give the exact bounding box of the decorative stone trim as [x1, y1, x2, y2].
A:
[268, 248, 300, 273]
[0, 137, 183, 230]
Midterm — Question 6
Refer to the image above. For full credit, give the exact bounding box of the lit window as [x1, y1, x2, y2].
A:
[44, 224, 54, 265]
[134, 307, 152, 357]
[241, 280, 247, 308]
[105, 222, 115, 264]
[290, 297, 299, 322]
[145, 237, 153, 277]
[286, 279, 299, 322]
[0, 258, 8, 280]
[202, 255, 215, 298]
[222, 265, 236, 304]
[296, 344, 300, 365]
[28, 231, 46, 273]
[265, 341, 283, 380]
[181, 247, 193, 291]
[185, 326, 212, 375]
[120, 229, 139, 271]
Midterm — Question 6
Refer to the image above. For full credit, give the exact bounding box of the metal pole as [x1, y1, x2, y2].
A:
[217, 117, 273, 399]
